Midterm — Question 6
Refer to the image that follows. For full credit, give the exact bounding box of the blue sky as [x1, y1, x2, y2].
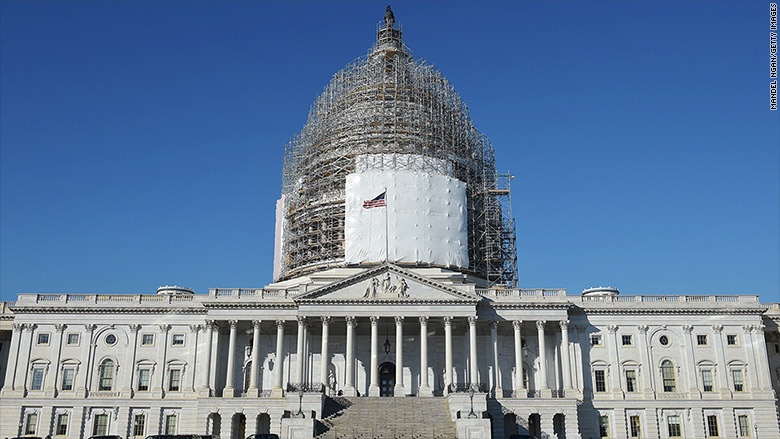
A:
[1, 1, 778, 303]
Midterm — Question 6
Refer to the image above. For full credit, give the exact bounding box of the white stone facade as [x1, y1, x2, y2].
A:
[1, 264, 779, 439]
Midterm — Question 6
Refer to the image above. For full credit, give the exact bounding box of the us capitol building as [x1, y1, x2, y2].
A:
[1, 8, 779, 439]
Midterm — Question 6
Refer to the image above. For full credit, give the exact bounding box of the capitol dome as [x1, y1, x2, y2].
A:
[274, 8, 516, 287]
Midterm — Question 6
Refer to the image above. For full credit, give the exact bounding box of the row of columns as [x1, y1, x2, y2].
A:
[211, 316, 574, 398]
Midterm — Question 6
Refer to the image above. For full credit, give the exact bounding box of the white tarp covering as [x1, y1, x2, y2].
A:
[272, 195, 285, 282]
[345, 169, 468, 268]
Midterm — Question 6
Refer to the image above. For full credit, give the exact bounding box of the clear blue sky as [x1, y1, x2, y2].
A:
[1, 1, 778, 303]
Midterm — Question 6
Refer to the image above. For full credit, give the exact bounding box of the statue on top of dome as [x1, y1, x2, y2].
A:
[384, 5, 395, 29]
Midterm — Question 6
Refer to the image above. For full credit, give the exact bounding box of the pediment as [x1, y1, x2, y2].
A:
[293, 264, 480, 304]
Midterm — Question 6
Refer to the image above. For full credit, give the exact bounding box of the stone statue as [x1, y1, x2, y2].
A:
[384, 5, 395, 29]
[397, 278, 409, 297]
[381, 272, 392, 293]
[363, 277, 379, 298]
[328, 370, 337, 394]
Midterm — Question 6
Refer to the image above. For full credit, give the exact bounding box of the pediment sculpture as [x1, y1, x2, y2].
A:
[362, 272, 409, 299]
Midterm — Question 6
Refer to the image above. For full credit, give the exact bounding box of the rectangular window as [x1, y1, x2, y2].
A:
[93, 414, 108, 436]
[598, 415, 610, 438]
[701, 369, 713, 392]
[625, 370, 637, 392]
[591, 335, 602, 346]
[133, 414, 146, 437]
[667, 415, 682, 438]
[56, 413, 69, 436]
[697, 334, 708, 345]
[594, 370, 606, 392]
[727, 334, 738, 345]
[169, 369, 181, 391]
[172, 334, 185, 346]
[621, 335, 633, 346]
[31, 367, 44, 390]
[737, 415, 750, 437]
[25, 413, 38, 435]
[732, 369, 744, 392]
[142, 334, 154, 346]
[37, 333, 50, 345]
[629, 415, 641, 438]
[67, 333, 80, 345]
[61, 368, 75, 391]
[706, 415, 719, 437]
[138, 369, 151, 391]
[775, 343, 779, 354]
[165, 414, 177, 435]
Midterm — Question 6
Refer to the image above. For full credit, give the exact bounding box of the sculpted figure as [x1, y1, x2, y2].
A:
[363, 278, 379, 298]
[384, 5, 395, 28]
[397, 278, 409, 297]
[382, 272, 392, 293]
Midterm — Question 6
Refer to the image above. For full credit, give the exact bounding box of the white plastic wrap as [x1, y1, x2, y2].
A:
[345, 169, 468, 268]
[272, 195, 285, 282]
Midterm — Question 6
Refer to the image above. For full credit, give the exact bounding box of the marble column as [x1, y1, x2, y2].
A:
[45, 324, 66, 397]
[344, 316, 356, 396]
[223, 320, 238, 397]
[123, 324, 140, 396]
[682, 324, 699, 394]
[249, 320, 262, 396]
[536, 321, 550, 396]
[559, 321, 573, 393]
[606, 325, 621, 396]
[369, 316, 380, 397]
[199, 320, 215, 396]
[272, 320, 285, 397]
[319, 317, 330, 393]
[491, 321, 502, 397]
[712, 325, 730, 394]
[394, 316, 404, 396]
[636, 325, 652, 394]
[513, 320, 526, 397]
[295, 317, 305, 385]
[468, 316, 478, 387]
[444, 317, 453, 394]
[1, 324, 23, 394]
[419, 316, 432, 396]
[743, 325, 761, 391]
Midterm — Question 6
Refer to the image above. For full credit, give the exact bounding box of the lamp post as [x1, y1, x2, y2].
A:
[294, 388, 304, 418]
[467, 386, 477, 419]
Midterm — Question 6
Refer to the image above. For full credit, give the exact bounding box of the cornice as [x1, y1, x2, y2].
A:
[202, 302, 297, 310]
[297, 298, 476, 306]
[570, 306, 766, 316]
[9, 306, 206, 315]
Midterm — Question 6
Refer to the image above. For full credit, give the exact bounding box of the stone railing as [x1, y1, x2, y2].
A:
[526, 390, 542, 398]
[475, 289, 567, 299]
[210, 288, 292, 300]
[551, 389, 566, 398]
[580, 295, 758, 304]
[18, 293, 196, 305]
[87, 390, 121, 398]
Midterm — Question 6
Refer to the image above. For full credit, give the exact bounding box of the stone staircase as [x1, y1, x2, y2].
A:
[315, 396, 458, 439]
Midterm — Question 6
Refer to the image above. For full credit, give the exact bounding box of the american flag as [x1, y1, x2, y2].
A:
[363, 191, 387, 209]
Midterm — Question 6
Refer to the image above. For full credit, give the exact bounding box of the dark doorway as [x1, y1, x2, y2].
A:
[379, 362, 395, 397]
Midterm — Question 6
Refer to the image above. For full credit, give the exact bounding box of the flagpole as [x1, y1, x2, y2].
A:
[384, 187, 389, 263]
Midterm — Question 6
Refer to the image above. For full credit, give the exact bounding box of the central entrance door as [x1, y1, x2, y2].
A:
[379, 362, 395, 397]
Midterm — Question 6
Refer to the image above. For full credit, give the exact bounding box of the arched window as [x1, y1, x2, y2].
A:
[98, 359, 114, 391]
[661, 360, 676, 392]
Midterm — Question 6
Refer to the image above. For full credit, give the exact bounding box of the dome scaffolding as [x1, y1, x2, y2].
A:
[278, 16, 517, 287]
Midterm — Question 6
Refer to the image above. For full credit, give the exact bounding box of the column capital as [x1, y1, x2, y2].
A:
[252, 320, 262, 329]
[159, 324, 172, 332]
[12, 323, 24, 332]
[490, 320, 499, 330]
[467, 316, 478, 326]
[636, 325, 649, 334]
[712, 324, 724, 333]
[536, 320, 546, 330]
[558, 320, 569, 330]
[682, 325, 694, 334]
[346, 316, 357, 327]
[227, 320, 238, 329]
[741, 324, 754, 333]
[129, 324, 141, 333]
[369, 315, 379, 325]
[607, 325, 618, 334]
[419, 316, 429, 326]
[321, 316, 331, 325]
[394, 316, 404, 326]
[296, 316, 306, 325]
[443, 316, 453, 327]
[276, 319, 286, 328]
[205, 319, 216, 329]
[55, 324, 67, 332]
[189, 324, 203, 333]
[512, 320, 522, 330]
[84, 324, 96, 332]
